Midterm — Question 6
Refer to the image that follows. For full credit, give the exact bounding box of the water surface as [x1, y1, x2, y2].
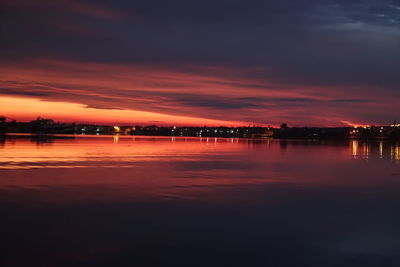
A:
[0, 135, 399, 266]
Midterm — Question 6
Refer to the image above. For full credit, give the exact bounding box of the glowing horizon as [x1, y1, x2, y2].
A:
[0, 96, 246, 126]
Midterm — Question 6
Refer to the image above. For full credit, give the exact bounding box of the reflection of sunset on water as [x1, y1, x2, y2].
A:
[1, 136, 400, 267]
[0, 136, 399, 204]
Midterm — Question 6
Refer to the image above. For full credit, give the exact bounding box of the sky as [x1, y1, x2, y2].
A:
[0, 0, 399, 126]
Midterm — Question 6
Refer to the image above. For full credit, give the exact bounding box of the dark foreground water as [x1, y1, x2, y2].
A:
[0, 135, 399, 267]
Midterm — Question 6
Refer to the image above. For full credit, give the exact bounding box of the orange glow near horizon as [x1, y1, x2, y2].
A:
[0, 96, 244, 126]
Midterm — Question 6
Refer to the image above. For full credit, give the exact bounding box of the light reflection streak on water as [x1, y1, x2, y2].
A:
[391, 143, 399, 162]
[352, 140, 358, 159]
[363, 143, 369, 159]
[350, 140, 399, 162]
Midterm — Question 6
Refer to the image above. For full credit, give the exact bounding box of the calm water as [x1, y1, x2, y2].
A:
[0, 135, 399, 267]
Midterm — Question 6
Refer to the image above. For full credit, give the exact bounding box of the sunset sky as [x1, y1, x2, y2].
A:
[1, 0, 399, 126]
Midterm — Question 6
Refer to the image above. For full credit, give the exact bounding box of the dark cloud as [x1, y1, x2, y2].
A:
[331, 98, 370, 103]
[0, 90, 49, 97]
[165, 94, 260, 109]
